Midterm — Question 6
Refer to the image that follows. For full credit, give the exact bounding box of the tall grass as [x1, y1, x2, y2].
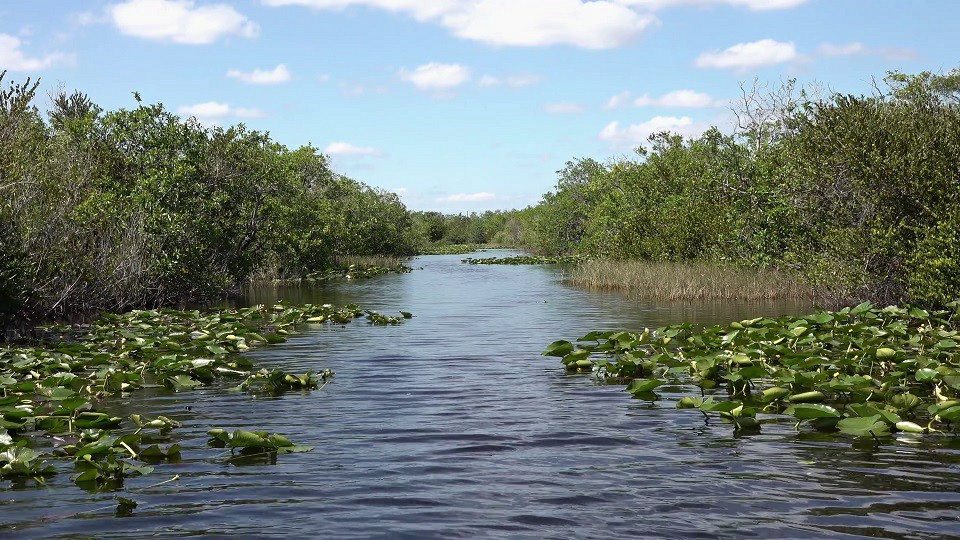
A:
[568, 260, 816, 301]
[331, 255, 409, 268]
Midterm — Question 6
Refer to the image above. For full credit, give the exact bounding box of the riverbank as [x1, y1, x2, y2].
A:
[567, 259, 817, 301]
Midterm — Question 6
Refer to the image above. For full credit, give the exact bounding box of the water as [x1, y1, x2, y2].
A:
[3, 250, 960, 538]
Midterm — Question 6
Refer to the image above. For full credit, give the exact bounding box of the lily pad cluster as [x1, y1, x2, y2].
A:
[0, 302, 410, 487]
[292, 263, 412, 282]
[418, 244, 488, 255]
[462, 255, 583, 265]
[545, 301, 960, 440]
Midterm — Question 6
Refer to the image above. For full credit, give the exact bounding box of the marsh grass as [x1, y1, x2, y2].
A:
[331, 255, 409, 268]
[568, 260, 816, 301]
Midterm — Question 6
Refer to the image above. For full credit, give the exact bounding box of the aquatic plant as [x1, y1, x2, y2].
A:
[462, 255, 583, 265]
[418, 244, 488, 255]
[545, 301, 960, 441]
[0, 302, 411, 490]
[274, 262, 413, 283]
[567, 260, 815, 301]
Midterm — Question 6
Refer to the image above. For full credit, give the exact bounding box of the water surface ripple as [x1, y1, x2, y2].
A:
[4, 251, 959, 538]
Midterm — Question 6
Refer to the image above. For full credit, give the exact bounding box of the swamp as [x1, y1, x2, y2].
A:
[3, 3, 960, 536]
[3, 250, 960, 537]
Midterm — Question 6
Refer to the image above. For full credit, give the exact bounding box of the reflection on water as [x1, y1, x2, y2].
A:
[3, 250, 959, 538]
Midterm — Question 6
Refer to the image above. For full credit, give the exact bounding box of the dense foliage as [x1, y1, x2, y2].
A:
[0, 72, 415, 327]
[410, 210, 532, 250]
[525, 68, 960, 306]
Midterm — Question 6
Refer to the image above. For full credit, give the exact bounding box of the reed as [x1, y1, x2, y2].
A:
[331, 254, 409, 268]
[567, 260, 816, 301]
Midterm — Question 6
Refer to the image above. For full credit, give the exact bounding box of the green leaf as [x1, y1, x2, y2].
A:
[229, 430, 270, 449]
[784, 403, 841, 419]
[837, 415, 890, 437]
[895, 421, 927, 434]
[626, 378, 663, 395]
[205, 345, 228, 355]
[543, 340, 574, 357]
[788, 391, 826, 403]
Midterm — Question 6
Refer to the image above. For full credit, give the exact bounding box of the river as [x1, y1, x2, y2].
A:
[4, 250, 959, 538]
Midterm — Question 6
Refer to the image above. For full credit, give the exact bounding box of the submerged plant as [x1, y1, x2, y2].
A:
[546, 301, 960, 442]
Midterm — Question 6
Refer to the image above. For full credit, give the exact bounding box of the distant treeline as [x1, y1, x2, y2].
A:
[409, 210, 529, 247]
[518, 68, 960, 306]
[0, 72, 415, 327]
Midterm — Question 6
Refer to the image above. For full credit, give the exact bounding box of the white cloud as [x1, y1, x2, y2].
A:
[324, 141, 380, 156]
[178, 101, 265, 122]
[604, 89, 723, 110]
[437, 192, 497, 203]
[109, 0, 258, 44]
[399, 62, 470, 90]
[262, 0, 458, 20]
[0, 34, 70, 71]
[695, 39, 798, 71]
[617, 0, 808, 10]
[443, 0, 656, 49]
[817, 42, 867, 57]
[505, 74, 541, 88]
[544, 102, 586, 114]
[226, 64, 292, 84]
[817, 42, 917, 62]
[478, 73, 541, 88]
[634, 89, 722, 108]
[265, 0, 657, 49]
[603, 91, 633, 110]
[599, 116, 706, 145]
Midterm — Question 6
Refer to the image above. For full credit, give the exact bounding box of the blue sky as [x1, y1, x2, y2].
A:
[1, 0, 956, 213]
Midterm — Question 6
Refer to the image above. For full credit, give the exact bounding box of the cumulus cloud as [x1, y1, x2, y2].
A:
[599, 116, 706, 145]
[399, 62, 470, 90]
[604, 89, 723, 109]
[695, 39, 798, 71]
[634, 89, 723, 108]
[226, 64, 292, 84]
[817, 42, 867, 57]
[437, 192, 497, 203]
[478, 75, 501, 87]
[324, 141, 380, 156]
[262, 0, 457, 20]
[0, 34, 70, 71]
[544, 102, 586, 114]
[603, 91, 633, 110]
[818, 42, 918, 61]
[478, 73, 541, 88]
[109, 0, 258, 44]
[618, 0, 808, 10]
[264, 0, 657, 49]
[178, 101, 265, 123]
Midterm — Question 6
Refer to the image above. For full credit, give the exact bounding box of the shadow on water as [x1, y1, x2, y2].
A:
[4, 250, 959, 538]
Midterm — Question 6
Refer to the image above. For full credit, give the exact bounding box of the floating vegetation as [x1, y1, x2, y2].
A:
[462, 255, 583, 265]
[296, 263, 412, 282]
[545, 301, 960, 442]
[0, 302, 410, 489]
[418, 244, 488, 255]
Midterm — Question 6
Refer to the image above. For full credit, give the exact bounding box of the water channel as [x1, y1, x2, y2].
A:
[3, 250, 959, 538]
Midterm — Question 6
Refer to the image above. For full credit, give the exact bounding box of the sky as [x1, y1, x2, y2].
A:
[1, 0, 957, 213]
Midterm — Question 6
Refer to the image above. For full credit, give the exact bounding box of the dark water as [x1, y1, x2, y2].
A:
[4, 250, 960, 538]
